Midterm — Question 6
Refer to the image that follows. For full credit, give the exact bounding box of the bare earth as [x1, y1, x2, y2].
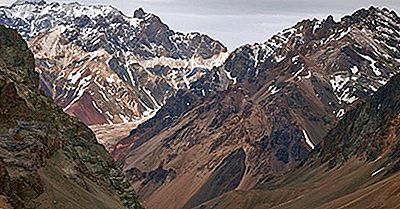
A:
[90, 122, 142, 153]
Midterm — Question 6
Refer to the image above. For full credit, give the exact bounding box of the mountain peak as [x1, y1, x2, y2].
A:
[13, 0, 46, 5]
[0, 0, 228, 127]
[346, 6, 400, 22]
[133, 7, 146, 18]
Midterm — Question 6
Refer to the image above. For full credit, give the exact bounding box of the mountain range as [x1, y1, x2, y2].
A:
[112, 6, 400, 209]
[199, 73, 400, 209]
[0, 1, 399, 209]
[0, 0, 227, 127]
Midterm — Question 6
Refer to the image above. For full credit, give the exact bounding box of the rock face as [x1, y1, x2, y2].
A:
[113, 7, 400, 209]
[0, 0, 228, 126]
[198, 74, 400, 209]
[318, 74, 400, 168]
[0, 25, 142, 209]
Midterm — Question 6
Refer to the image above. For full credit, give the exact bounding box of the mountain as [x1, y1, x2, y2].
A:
[0, 0, 228, 126]
[0, 25, 142, 209]
[112, 7, 400, 209]
[198, 73, 400, 209]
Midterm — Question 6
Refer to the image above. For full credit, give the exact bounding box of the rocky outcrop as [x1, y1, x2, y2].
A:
[0, 25, 142, 209]
[318, 74, 400, 167]
[113, 7, 400, 209]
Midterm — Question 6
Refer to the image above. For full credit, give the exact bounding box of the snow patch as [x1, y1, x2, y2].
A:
[357, 52, 382, 76]
[302, 130, 315, 150]
[267, 85, 280, 95]
[99, 90, 110, 102]
[330, 75, 350, 92]
[224, 69, 237, 84]
[293, 66, 305, 77]
[336, 109, 345, 118]
[336, 27, 351, 40]
[303, 71, 312, 79]
[371, 167, 385, 177]
[143, 87, 161, 109]
[369, 85, 378, 92]
[67, 67, 86, 85]
[291, 55, 299, 63]
[275, 55, 286, 63]
[92, 101, 103, 113]
[350, 66, 359, 74]
[63, 75, 92, 111]
[106, 75, 116, 83]
[137, 52, 228, 71]
[119, 113, 130, 123]
[338, 88, 358, 104]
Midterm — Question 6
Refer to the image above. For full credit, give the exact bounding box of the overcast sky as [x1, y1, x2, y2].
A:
[1, 0, 400, 50]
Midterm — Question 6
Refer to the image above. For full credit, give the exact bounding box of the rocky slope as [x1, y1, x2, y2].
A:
[113, 7, 400, 209]
[0, 25, 142, 209]
[198, 73, 400, 209]
[0, 0, 228, 126]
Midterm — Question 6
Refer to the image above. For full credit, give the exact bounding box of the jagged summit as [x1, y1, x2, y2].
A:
[254, 6, 399, 49]
[133, 7, 146, 18]
[113, 6, 400, 209]
[0, 0, 228, 128]
[12, 0, 46, 5]
[225, 5, 400, 105]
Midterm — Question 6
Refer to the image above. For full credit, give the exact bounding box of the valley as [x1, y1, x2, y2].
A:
[113, 6, 400, 209]
[0, 1, 399, 209]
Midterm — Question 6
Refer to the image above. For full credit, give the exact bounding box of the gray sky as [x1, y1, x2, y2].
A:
[1, 0, 400, 50]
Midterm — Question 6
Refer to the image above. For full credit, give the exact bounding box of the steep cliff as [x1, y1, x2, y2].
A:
[0, 25, 142, 209]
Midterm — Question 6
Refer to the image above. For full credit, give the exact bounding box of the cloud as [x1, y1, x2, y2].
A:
[1, 0, 399, 49]
[77, 0, 400, 49]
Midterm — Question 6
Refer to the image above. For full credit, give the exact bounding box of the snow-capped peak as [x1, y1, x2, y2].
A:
[13, 0, 46, 6]
[0, 0, 228, 126]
